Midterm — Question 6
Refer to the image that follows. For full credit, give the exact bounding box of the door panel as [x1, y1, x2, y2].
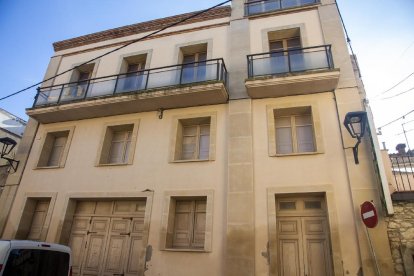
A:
[279, 240, 301, 276]
[82, 218, 110, 275]
[102, 218, 131, 275]
[302, 218, 331, 276]
[69, 217, 91, 276]
[276, 197, 333, 276]
[277, 218, 304, 276]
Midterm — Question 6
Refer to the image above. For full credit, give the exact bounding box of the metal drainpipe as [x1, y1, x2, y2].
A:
[364, 102, 394, 215]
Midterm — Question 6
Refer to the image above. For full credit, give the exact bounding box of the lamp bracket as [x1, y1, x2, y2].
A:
[0, 155, 19, 173]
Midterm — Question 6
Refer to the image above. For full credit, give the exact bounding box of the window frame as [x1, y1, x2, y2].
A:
[170, 113, 217, 163]
[35, 126, 75, 169]
[267, 102, 324, 157]
[96, 119, 140, 166]
[274, 110, 315, 154]
[160, 190, 214, 252]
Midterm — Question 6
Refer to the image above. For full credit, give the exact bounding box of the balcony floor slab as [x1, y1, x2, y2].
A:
[27, 82, 228, 123]
[245, 69, 340, 99]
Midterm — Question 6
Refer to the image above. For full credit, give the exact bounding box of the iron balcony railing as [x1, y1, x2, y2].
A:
[247, 45, 334, 78]
[390, 155, 414, 192]
[33, 58, 228, 107]
[245, 0, 319, 16]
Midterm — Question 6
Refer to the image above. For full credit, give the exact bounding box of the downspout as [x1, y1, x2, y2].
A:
[364, 101, 394, 215]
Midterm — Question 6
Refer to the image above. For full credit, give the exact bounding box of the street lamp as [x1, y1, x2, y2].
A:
[0, 137, 20, 172]
[343, 111, 368, 164]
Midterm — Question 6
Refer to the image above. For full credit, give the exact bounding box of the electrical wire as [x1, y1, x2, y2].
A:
[373, 71, 414, 99]
[380, 86, 414, 100]
[334, 0, 361, 77]
[378, 109, 414, 129]
[0, 0, 231, 102]
[394, 128, 414, 137]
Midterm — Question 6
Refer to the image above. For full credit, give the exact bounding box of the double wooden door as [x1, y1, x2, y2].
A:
[276, 197, 333, 276]
[68, 201, 146, 276]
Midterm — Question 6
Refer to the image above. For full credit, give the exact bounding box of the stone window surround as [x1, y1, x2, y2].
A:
[67, 59, 101, 84]
[173, 39, 213, 65]
[95, 119, 140, 166]
[267, 185, 342, 276]
[169, 112, 217, 163]
[160, 189, 214, 252]
[34, 125, 75, 169]
[261, 23, 309, 53]
[266, 100, 324, 157]
[13, 192, 58, 241]
[115, 50, 153, 75]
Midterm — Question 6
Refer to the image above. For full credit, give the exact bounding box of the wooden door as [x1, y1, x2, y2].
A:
[82, 217, 111, 275]
[276, 196, 333, 276]
[68, 200, 146, 276]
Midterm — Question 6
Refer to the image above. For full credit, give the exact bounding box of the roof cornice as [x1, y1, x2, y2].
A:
[53, 6, 231, 52]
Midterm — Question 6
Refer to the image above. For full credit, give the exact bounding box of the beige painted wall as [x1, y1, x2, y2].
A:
[3, 104, 228, 276]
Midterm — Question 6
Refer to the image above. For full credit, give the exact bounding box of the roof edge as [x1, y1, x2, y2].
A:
[53, 6, 231, 52]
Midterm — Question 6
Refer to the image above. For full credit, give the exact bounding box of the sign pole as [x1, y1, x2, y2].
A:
[363, 225, 381, 276]
[360, 201, 381, 276]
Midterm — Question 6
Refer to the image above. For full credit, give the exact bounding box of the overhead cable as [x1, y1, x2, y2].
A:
[380, 86, 414, 100]
[378, 109, 414, 129]
[374, 71, 414, 99]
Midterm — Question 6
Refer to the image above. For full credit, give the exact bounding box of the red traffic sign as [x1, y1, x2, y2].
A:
[360, 201, 378, 228]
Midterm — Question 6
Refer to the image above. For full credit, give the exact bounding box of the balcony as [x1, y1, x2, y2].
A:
[28, 59, 228, 123]
[245, 45, 340, 98]
[245, 0, 319, 16]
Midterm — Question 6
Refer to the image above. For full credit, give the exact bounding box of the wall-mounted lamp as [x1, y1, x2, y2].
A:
[0, 137, 20, 172]
[343, 111, 368, 164]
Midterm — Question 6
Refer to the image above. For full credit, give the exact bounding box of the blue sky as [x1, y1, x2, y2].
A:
[0, 0, 413, 151]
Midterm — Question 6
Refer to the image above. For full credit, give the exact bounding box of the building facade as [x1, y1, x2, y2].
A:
[0, 1, 396, 275]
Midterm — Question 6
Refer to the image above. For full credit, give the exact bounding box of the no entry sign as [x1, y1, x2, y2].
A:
[360, 201, 378, 228]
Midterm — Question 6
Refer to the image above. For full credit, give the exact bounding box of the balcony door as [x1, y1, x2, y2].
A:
[269, 36, 304, 73]
[62, 67, 93, 102]
[122, 63, 145, 92]
[182, 52, 207, 84]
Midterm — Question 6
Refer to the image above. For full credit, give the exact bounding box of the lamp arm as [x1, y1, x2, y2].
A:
[353, 138, 361, 164]
[1, 156, 19, 172]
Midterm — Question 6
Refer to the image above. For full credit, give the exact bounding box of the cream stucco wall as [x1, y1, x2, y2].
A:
[3, 104, 228, 276]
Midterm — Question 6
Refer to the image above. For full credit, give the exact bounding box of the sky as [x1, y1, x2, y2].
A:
[0, 0, 413, 152]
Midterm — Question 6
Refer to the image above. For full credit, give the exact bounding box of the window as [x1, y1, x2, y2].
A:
[161, 190, 213, 252]
[108, 129, 132, 164]
[267, 103, 323, 156]
[268, 28, 304, 73]
[37, 128, 73, 168]
[62, 64, 95, 101]
[117, 54, 147, 93]
[3, 249, 70, 276]
[97, 121, 139, 166]
[182, 52, 207, 83]
[172, 198, 206, 249]
[275, 107, 315, 154]
[179, 43, 208, 84]
[16, 197, 53, 241]
[175, 117, 210, 161]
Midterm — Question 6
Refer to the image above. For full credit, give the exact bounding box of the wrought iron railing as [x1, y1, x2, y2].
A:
[247, 45, 334, 78]
[33, 58, 228, 107]
[245, 0, 319, 16]
[390, 155, 414, 192]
